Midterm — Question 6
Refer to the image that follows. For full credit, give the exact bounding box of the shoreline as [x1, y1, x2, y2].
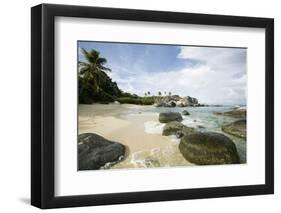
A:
[79, 103, 246, 169]
[79, 103, 193, 169]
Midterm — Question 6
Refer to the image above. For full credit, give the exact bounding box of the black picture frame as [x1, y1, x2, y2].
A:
[31, 3, 274, 209]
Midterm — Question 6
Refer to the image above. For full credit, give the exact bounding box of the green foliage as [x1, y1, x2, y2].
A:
[94, 90, 115, 103]
[116, 96, 155, 105]
[78, 48, 155, 105]
[119, 91, 138, 98]
[79, 48, 121, 104]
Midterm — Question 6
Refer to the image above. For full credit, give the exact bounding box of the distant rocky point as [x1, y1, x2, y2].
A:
[154, 95, 205, 107]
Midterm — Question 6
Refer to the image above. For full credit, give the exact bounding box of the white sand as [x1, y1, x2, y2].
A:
[79, 104, 192, 169]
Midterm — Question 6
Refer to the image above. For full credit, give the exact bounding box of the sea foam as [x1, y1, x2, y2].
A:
[182, 118, 204, 128]
[144, 121, 165, 134]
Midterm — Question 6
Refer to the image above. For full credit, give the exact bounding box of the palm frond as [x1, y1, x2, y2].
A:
[78, 61, 89, 67]
[80, 48, 92, 62]
[97, 57, 107, 65]
[97, 64, 111, 72]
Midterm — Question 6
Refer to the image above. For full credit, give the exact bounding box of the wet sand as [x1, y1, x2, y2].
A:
[79, 104, 193, 169]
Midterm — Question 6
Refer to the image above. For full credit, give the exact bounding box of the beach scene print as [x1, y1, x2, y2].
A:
[78, 41, 247, 171]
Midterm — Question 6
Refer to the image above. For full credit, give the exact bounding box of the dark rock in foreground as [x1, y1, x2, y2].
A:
[159, 112, 183, 123]
[162, 121, 195, 138]
[78, 133, 126, 170]
[182, 110, 190, 115]
[222, 120, 246, 138]
[179, 132, 240, 165]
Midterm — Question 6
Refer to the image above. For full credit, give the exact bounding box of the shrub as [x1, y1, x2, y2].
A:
[116, 97, 155, 105]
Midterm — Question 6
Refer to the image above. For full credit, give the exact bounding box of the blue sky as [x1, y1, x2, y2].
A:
[78, 41, 247, 105]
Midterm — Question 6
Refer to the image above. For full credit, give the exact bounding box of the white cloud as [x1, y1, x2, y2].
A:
[109, 46, 247, 105]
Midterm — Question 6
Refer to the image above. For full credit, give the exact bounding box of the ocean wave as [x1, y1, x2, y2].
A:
[170, 135, 180, 143]
[182, 117, 204, 128]
[238, 106, 246, 110]
[128, 145, 181, 168]
[144, 121, 165, 134]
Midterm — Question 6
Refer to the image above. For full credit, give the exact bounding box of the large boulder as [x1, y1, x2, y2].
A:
[159, 112, 183, 123]
[162, 121, 195, 137]
[78, 133, 126, 170]
[179, 132, 240, 165]
[222, 120, 246, 138]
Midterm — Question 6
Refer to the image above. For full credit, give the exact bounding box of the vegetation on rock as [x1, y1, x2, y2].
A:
[79, 48, 202, 106]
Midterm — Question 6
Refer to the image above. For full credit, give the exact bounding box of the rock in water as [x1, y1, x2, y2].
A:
[78, 133, 126, 170]
[182, 110, 190, 115]
[222, 120, 246, 138]
[159, 112, 183, 123]
[220, 109, 246, 118]
[162, 121, 194, 137]
[179, 132, 240, 165]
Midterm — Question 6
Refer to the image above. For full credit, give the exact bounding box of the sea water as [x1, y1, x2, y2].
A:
[113, 105, 246, 169]
[142, 106, 246, 163]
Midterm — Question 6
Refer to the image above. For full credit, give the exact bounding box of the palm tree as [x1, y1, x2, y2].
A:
[147, 91, 151, 96]
[158, 91, 162, 96]
[79, 48, 111, 94]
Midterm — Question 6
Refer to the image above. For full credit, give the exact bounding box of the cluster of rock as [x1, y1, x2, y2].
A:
[159, 111, 240, 165]
[78, 133, 126, 170]
[78, 107, 246, 170]
[154, 95, 200, 107]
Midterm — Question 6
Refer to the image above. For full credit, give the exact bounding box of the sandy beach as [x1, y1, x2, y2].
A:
[77, 43, 247, 171]
[79, 104, 193, 169]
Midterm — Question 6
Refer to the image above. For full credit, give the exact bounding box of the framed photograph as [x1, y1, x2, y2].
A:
[31, 3, 274, 209]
